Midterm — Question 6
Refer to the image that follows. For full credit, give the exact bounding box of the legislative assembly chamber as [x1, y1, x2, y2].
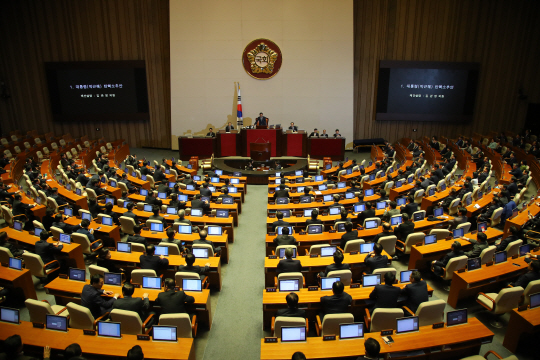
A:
[0, 1, 539, 360]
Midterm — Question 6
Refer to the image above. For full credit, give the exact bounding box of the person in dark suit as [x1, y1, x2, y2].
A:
[365, 243, 389, 274]
[358, 202, 376, 226]
[448, 207, 468, 230]
[35, 230, 63, 270]
[334, 209, 351, 226]
[174, 210, 192, 227]
[288, 122, 298, 132]
[225, 122, 235, 132]
[49, 187, 68, 206]
[511, 260, 540, 288]
[320, 249, 350, 277]
[272, 211, 290, 231]
[401, 271, 429, 314]
[320, 281, 352, 319]
[177, 253, 210, 276]
[118, 173, 135, 193]
[0, 231, 24, 257]
[217, 188, 233, 202]
[81, 274, 118, 319]
[102, 202, 120, 225]
[145, 191, 163, 207]
[320, 129, 329, 138]
[148, 205, 166, 226]
[442, 156, 456, 175]
[122, 202, 139, 223]
[12, 194, 35, 217]
[140, 244, 169, 271]
[182, 174, 195, 185]
[276, 248, 302, 274]
[507, 177, 519, 197]
[306, 209, 324, 226]
[153, 167, 166, 183]
[0, 334, 39, 360]
[356, 338, 381, 360]
[162, 228, 184, 250]
[273, 227, 297, 246]
[431, 164, 444, 183]
[51, 214, 81, 234]
[464, 232, 489, 258]
[496, 226, 520, 252]
[75, 219, 96, 243]
[193, 229, 221, 254]
[206, 128, 216, 137]
[309, 128, 319, 138]
[273, 184, 290, 199]
[191, 194, 210, 211]
[400, 196, 418, 218]
[255, 113, 268, 126]
[333, 129, 342, 138]
[369, 272, 401, 314]
[373, 223, 393, 244]
[112, 283, 152, 325]
[97, 248, 124, 274]
[127, 225, 147, 247]
[200, 183, 212, 197]
[340, 222, 359, 250]
[155, 278, 195, 316]
[394, 213, 415, 242]
[276, 292, 306, 318]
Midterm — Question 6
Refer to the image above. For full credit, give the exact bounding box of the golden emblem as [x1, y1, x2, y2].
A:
[246, 43, 279, 74]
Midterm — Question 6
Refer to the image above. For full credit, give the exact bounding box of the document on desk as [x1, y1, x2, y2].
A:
[315, 191, 322, 195]
[474, 204, 480, 209]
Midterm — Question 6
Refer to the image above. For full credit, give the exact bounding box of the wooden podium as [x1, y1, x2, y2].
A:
[250, 142, 271, 162]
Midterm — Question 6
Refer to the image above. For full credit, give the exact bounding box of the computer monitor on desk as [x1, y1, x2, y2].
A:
[529, 293, 540, 309]
[153, 326, 178, 342]
[281, 326, 306, 342]
[279, 279, 299, 292]
[0, 307, 19, 324]
[46, 314, 68, 332]
[339, 323, 364, 340]
[321, 277, 339, 290]
[320, 246, 337, 257]
[362, 274, 380, 287]
[494, 251, 507, 264]
[396, 316, 419, 334]
[446, 309, 468, 326]
[192, 248, 209, 258]
[142, 276, 162, 290]
[97, 321, 122, 338]
[278, 248, 296, 258]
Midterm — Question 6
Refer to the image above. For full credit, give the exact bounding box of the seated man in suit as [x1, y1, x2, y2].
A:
[81, 274, 119, 319]
[401, 270, 429, 315]
[35, 230, 64, 272]
[118, 173, 136, 193]
[97, 248, 124, 274]
[140, 244, 169, 271]
[340, 222, 359, 251]
[276, 248, 302, 275]
[127, 225, 148, 247]
[200, 182, 212, 196]
[225, 122, 235, 132]
[255, 112, 268, 126]
[273, 184, 290, 199]
[308, 128, 319, 138]
[320, 281, 352, 320]
[177, 253, 210, 278]
[400, 195, 418, 218]
[102, 202, 120, 225]
[217, 188, 233, 202]
[76, 219, 96, 243]
[49, 187, 68, 206]
[334, 209, 351, 227]
[464, 232, 489, 258]
[431, 164, 444, 183]
[320, 129, 329, 138]
[333, 129, 342, 138]
[288, 122, 298, 132]
[496, 225, 520, 252]
[448, 207, 468, 230]
[507, 176, 519, 196]
[174, 209, 192, 227]
[273, 227, 297, 246]
[51, 214, 81, 234]
[369, 272, 401, 314]
[272, 211, 290, 231]
[145, 191, 163, 207]
[155, 278, 195, 317]
[511, 259, 540, 289]
[320, 249, 350, 277]
[112, 283, 152, 326]
[306, 209, 324, 226]
[162, 228, 184, 251]
[193, 229, 221, 255]
[358, 202, 376, 226]
[191, 194, 210, 211]
[206, 128, 216, 137]
[373, 223, 393, 244]
[0, 334, 40, 360]
[276, 292, 306, 318]
[394, 213, 415, 242]
[182, 174, 195, 185]
[357, 338, 381, 360]
[148, 205, 166, 226]
[365, 243, 389, 274]
[383, 201, 400, 218]
[122, 202, 139, 223]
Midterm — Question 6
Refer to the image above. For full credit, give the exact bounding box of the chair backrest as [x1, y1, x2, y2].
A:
[461, 192, 472, 204]
[429, 229, 450, 240]
[414, 189, 424, 203]
[448, 198, 461, 216]
[159, 313, 193, 338]
[273, 316, 306, 337]
[85, 188, 98, 201]
[370, 309, 404, 332]
[491, 207, 504, 227]
[456, 222, 471, 234]
[146, 219, 162, 228]
[119, 216, 136, 235]
[25, 299, 55, 323]
[89, 264, 109, 277]
[51, 142, 58, 150]
[321, 313, 354, 336]
[175, 272, 200, 287]
[415, 299, 446, 327]
[327, 270, 352, 286]
[493, 287, 524, 314]
[66, 302, 95, 329]
[110, 309, 142, 335]
[363, 217, 381, 228]
[131, 243, 146, 252]
[0, 247, 14, 264]
[22, 252, 46, 278]
[372, 267, 396, 281]
[523, 280, 540, 306]
[343, 239, 365, 253]
[277, 272, 304, 289]
[158, 242, 181, 255]
[403, 232, 425, 254]
[49, 226, 64, 239]
[480, 246, 497, 265]
[384, 181, 394, 193]
[275, 245, 298, 257]
[505, 240, 523, 258]
[71, 233, 92, 255]
[308, 244, 331, 256]
[442, 255, 468, 280]
[192, 244, 214, 257]
[378, 235, 397, 256]
[131, 269, 157, 284]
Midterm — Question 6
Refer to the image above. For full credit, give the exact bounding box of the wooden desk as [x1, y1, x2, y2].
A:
[389, 183, 415, 201]
[0, 266, 37, 300]
[503, 202, 540, 239]
[260, 317, 493, 360]
[408, 228, 504, 270]
[0, 321, 195, 360]
[321, 160, 353, 178]
[109, 250, 222, 290]
[41, 161, 88, 210]
[503, 307, 540, 353]
[262, 283, 433, 330]
[64, 217, 121, 246]
[4, 227, 85, 269]
[45, 277, 213, 329]
[7, 186, 47, 220]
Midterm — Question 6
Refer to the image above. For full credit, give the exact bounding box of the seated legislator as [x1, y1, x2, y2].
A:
[364, 243, 389, 274]
[432, 241, 465, 277]
[369, 272, 401, 314]
[0, 334, 39, 360]
[217, 188, 233, 201]
[148, 205, 166, 226]
[373, 223, 393, 244]
[276, 248, 302, 275]
[162, 228, 184, 249]
[206, 128, 216, 137]
[394, 213, 415, 241]
[112, 283, 152, 325]
[340, 222, 359, 250]
[97, 248, 124, 273]
[357, 338, 382, 360]
[400, 195, 418, 218]
[276, 292, 306, 318]
[174, 209, 192, 227]
[357, 202, 376, 226]
[309, 128, 319, 138]
[333, 129, 342, 138]
[193, 229, 222, 254]
[178, 253, 210, 278]
[496, 225, 520, 252]
[81, 274, 119, 319]
[335, 209, 352, 226]
[448, 207, 468, 230]
[320, 281, 352, 320]
[320, 249, 350, 277]
[0, 231, 24, 257]
[123, 202, 139, 223]
[273, 227, 297, 247]
[127, 225, 147, 247]
[464, 232, 489, 258]
[155, 278, 195, 316]
[320, 129, 329, 138]
[255, 112, 268, 126]
[35, 230, 63, 270]
[272, 211, 290, 231]
[225, 122, 235, 132]
[191, 194, 210, 211]
[288, 122, 298, 132]
[127, 345, 144, 360]
[401, 270, 429, 314]
[140, 244, 169, 271]
[145, 191, 163, 207]
[273, 184, 290, 199]
[200, 182, 212, 197]
[306, 209, 323, 226]
[510, 259, 540, 288]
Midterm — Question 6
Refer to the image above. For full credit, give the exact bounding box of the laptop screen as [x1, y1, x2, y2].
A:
[326, 164, 331, 170]
[193, 175, 201, 181]
[104, 273, 122, 286]
[307, 225, 323, 234]
[233, 172, 242, 177]
[142, 276, 162, 289]
[413, 212, 425, 221]
[215, 170, 223, 176]
[276, 197, 288, 204]
[354, 204, 365, 213]
[400, 270, 414, 283]
[278, 248, 296, 258]
[143, 204, 153, 212]
[320, 246, 337, 257]
[360, 243, 375, 254]
[277, 226, 294, 235]
[369, 174, 376, 181]
[0, 307, 19, 324]
[154, 246, 168, 256]
[216, 209, 229, 218]
[295, 170, 303, 176]
[222, 197, 234, 204]
[186, 184, 195, 190]
[529, 293, 540, 309]
[477, 222, 487, 233]
[424, 235, 437, 245]
[279, 279, 299, 292]
[208, 227, 222, 236]
[408, 177, 414, 183]
[494, 251, 507, 264]
[337, 182, 346, 189]
[64, 207, 73, 217]
[396, 316, 419, 334]
[230, 178, 240, 184]
[315, 175, 323, 181]
[396, 197, 406, 206]
[169, 182, 175, 188]
[440, 183, 446, 191]
[157, 192, 167, 199]
[321, 277, 339, 290]
[167, 207, 177, 215]
[279, 209, 291, 218]
[520, 244, 531, 257]
[346, 168, 353, 175]
[376, 201, 387, 210]
[141, 175, 147, 181]
[391, 216, 402, 226]
[178, 194, 188, 202]
[362, 274, 381, 287]
[477, 191, 482, 200]
[299, 195, 311, 203]
[201, 196, 211, 203]
[191, 209, 203, 217]
[123, 201, 132, 208]
[105, 197, 114, 206]
[59, 233, 71, 244]
[69, 268, 86, 281]
[117, 242, 131, 253]
[329, 207, 341, 215]
[275, 178, 281, 185]
[187, 164, 192, 169]
[102, 217, 113, 226]
[323, 194, 332, 202]
[345, 192, 354, 199]
[428, 188, 435, 196]
[182, 279, 202, 292]
[8, 258, 22, 271]
[211, 177, 220, 183]
[336, 223, 346, 232]
[433, 207, 443, 217]
[177, 225, 192, 234]
[365, 220, 378, 229]
[364, 189, 374, 196]
[192, 248, 209, 258]
[153, 325, 177, 342]
[303, 209, 314, 217]
[340, 323, 364, 340]
[467, 258, 481, 271]
[46, 314, 68, 331]
[13, 221, 22, 231]
[453, 228, 464, 238]
[318, 184, 327, 191]
[281, 326, 306, 342]
[466, 197, 472, 206]
[150, 223, 164, 232]
[97, 321, 121, 338]
[34, 228, 43, 237]
[140, 189, 148, 196]
[395, 181, 402, 188]
[446, 309, 468, 326]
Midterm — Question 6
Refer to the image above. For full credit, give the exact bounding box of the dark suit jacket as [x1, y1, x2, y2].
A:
[394, 221, 415, 241]
[324, 263, 350, 277]
[272, 219, 290, 231]
[177, 264, 209, 275]
[276, 308, 306, 318]
[507, 182, 518, 196]
[373, 231, 393, 244]
[51, 221, 80, 234]
[276, 259, 302, 274]
[139, 254, 169, 271]
[191, 199, 209, 210]
[512, 270, 540, 288]
[123, 211, 138, 221]
[81, 284, 116, 319]
[148, 214, 166, 225]
[340, 230, 359, 250]
[370, 284, 401, 310]
[401, 203, 418, 217]
[320, 292, 353, 317]
[127, 234, 148, 247]
[432, 169, 444, 182]
[193, 238, 219, 253]
[76, 228, 95, 242]
[155, 290, 195, 314]
[255, 116, 268, 126]
[465, 240, 489, 258]
[225, 125, 235, 132]
[200, 188, 212, 197]
[365, 254, 389, 273]
[112, 295, 150, 320]
[35, 240, 63, 265]
[274, 189, 290, 199]
[434, 250, 465, 268]
[401, 280, 429, 314]
[273, 235, 297, 246]
[358, 209, 376, 226]
[496, 235, 518, 252]
[97, 258, 122, 273]
[12, 200, 32, 216]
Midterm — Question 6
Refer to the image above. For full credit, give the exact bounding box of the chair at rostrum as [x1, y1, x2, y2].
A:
[275, 272, 305, 288]
[480, 246, 497, 265]
[315, 313, 354, 336]
[119, 216, 136, 235]
[22, 252, 60, 283]
[272, 316, 307, 337]
[431, 255, 468, 291]
[461, 350, 518, 360]
[110, 309, 155, 335]
[364, 308, 404, 332]
[476, 286, 524, 328]
[175, 272, 209, 289]
[160, 313, 198, 338]
[66, 302, 109, 330]
[504, 239, 523, 258]
[396, 232, 424, 256]
[342, 239, 365, 253]
[327, 270, 352, 286]
[25, 299, 68, 323]
[403, 299, 446, 327]
[429, 229, 450, 240]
